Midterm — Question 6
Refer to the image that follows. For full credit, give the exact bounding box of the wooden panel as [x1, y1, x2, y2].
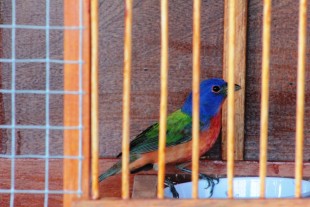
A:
[0, 0, 223, 160]
[2, 158, 310, 206]
[0, 159, 63, 207]
[73, 199, 310, 207]
[132, 175, 157, 198]
[244, 0, 310, 161]
[99, 0, 224, 159]
[222, 0, 247, 161]
[99, 159, 310, 198]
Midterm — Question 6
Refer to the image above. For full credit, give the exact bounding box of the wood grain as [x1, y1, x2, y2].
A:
[244, 0, 310, 161]
[295, 0, 308, 198]
[90, 0, 100, 200]
[98, 0, 224, 159]
[157, 0, 169, 199]
[122, 0, 133, 199]
[63, 0, 91, 205]
[259, 0, 272, 198]
[132, 175, 157, 198]
[222, 0, 247, 161]
[82, 0, 91, 201]
[73, 198, 310, 207]
[1, 0, 310, 162]
[2, 158, 310, 206]
[191, 0, 201, 199]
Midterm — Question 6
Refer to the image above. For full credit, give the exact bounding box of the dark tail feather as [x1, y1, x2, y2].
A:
[99, 155, 140, 182]
[99, 160, 122, 182]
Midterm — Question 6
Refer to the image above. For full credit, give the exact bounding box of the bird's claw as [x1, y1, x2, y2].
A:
[165, 178, 179, 198]
[199, 174, 219, 198]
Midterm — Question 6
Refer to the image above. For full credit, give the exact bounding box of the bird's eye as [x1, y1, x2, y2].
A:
[212, 85, 221, 93]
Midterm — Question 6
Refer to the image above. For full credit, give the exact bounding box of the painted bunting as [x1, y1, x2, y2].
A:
[99, 78, 241, 198]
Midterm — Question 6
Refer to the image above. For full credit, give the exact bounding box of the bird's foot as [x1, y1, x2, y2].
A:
[164, 178, 179, 198]
[199, 174, 219, 198]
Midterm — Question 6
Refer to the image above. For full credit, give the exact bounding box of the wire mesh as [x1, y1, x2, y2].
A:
[0, 0, 85, 206]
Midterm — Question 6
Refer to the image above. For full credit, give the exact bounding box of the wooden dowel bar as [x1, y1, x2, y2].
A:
[226, 0, 236, 199]
[90, 0, 99, 200]
[157, 0, 169, 199]
[295, 0, 307, 198]
[259, 0, 271, 198]
[191, 0, 201, 199]
[122, 0, 133, 199]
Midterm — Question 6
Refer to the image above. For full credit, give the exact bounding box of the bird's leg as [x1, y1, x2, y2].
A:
[164, 178, 179, 198]
[176, 163, 219, 197]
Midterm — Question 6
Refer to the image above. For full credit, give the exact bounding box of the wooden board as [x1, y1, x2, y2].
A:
[2, 158, 310, 206]
[63, 0, 91, 205]
[0, 0, 310, 177]
[222, 0, 247, 160]
[73, 199, 310, 207]
[244, 0, 310, 161]
[132, 175, 157, 198]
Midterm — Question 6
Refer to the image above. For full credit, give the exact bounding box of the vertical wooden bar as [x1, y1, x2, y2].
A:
[64, 0, 91, 206]
[259, 0, 271, 198]
[295, 0, 307, 198]
[157, 0, 169, 199]
[222, 0, 247, 161]
[122, 0, 133, 199]
[226, 0, 236, 199]
[90, 0, 99, 200]
[192, 0, 201, 199]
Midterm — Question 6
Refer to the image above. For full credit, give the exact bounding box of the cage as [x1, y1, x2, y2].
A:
[0, 0, 310, 207]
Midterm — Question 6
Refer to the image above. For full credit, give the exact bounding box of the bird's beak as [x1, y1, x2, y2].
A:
[234, 84, 241, 91]
[221, 83, 241, 95]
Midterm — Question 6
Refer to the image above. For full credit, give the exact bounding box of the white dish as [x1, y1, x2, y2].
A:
[164, 177, 310, 198]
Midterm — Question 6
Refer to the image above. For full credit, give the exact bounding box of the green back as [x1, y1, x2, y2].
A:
[129, 110, 193, 155]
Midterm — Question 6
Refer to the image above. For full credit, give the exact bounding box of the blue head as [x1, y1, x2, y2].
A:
[181, 78, 241, 124]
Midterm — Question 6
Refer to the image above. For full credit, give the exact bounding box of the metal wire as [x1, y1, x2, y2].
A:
[44, 0, 51, 205]
[0, 24, 83, 30]
[10, 1, 16, 206]
[0, 58, 83, 64]
[78, 0, 84, 199]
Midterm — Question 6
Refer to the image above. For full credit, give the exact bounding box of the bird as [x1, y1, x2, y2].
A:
[99, 78, 241, 198]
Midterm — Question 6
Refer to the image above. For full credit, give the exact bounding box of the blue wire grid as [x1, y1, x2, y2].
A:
[0, 0, 85, 206]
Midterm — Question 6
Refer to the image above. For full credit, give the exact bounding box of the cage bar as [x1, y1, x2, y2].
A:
[122, 0, 133, 199]
[157, 0, 169, 199]
[191, 0, 201, 199]
[259, 0, 271, 198]
[91, 0, 100, 200]
[295, 0, 307, 198]
[226, 0, 236, 199]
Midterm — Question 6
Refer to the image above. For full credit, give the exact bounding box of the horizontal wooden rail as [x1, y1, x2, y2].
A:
[2, 158, 310, 206]
[73, 199, 310, 207]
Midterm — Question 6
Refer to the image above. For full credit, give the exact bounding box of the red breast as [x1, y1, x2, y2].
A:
[128, 111, 222, 172]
